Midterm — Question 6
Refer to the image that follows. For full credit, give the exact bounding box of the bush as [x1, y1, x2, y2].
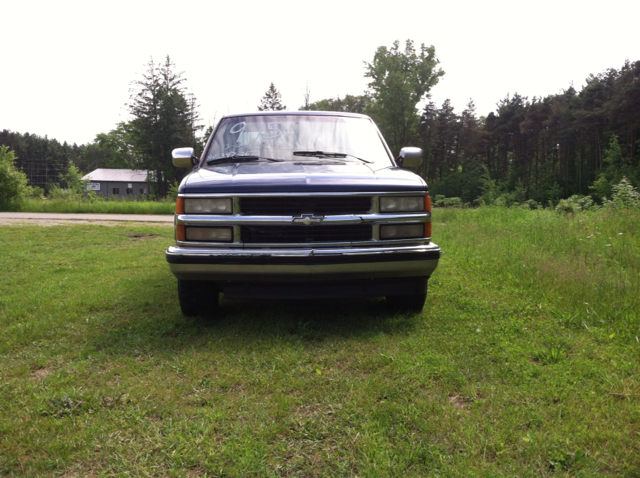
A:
[605, 178, 640, 209]
[27, 186, 45, 199]
[432, 195, 464, 208]
[518, 199, 543, 210]
[166, 181, 180, 201]
[48, 185, 83, 200]
[555, 195, 596, 214]
[0, 146, 30, 204]
[59, 163, 88, 193]
[83, 190, 104, 203]
[555, 200, 575, 214]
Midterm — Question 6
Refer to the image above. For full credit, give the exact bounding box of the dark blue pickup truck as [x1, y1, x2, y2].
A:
[166, 111, 440, 316]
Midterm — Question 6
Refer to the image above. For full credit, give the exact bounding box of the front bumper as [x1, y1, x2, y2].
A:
[166, 243, 441, 282]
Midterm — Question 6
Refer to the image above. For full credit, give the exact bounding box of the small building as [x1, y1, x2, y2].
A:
[81, 169, 153, 199]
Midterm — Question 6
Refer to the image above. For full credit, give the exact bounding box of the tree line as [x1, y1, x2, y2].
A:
[299, 42, 640, 207]
[2, 44, 638, 206]
[416, 61, 640, 206]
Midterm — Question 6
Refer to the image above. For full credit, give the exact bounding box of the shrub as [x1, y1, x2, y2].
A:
[48, 185, 83, 200]
[60, 163, 88, 193]
[27, 186, 45, 199]
[589, 176, 612, 203]
[605, 177, 640, 209]
[555, 200, 576, 214]
[166, 181, 180, 201]
[83, 190, 104, 203]
[0, 145, 30, 204]
[518, 199, 543, 210]
[555, 195, 596, 214]
[432, 195, 464, 208]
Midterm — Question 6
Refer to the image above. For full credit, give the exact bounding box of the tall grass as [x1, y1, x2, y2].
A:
[1, 197, 175, 215]
[435, 206, 639, 336]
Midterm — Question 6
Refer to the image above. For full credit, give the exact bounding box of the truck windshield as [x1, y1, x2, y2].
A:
[204, 115, 393, 166]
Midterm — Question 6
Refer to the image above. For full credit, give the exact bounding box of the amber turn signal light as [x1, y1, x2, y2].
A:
[176, 224, 186, 242]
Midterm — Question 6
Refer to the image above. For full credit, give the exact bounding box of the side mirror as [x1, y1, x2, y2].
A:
[172, 147, 198, 168]
[397, 147, 423, 168]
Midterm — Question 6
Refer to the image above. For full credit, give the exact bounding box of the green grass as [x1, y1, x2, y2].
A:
[1, 208, 639, 476]
[1, 198, 175, 215]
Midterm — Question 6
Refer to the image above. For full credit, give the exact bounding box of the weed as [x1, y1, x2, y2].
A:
[533, 345, 568, 365]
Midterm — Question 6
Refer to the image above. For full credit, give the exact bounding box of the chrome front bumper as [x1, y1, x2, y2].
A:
[166, 243, 441, 282]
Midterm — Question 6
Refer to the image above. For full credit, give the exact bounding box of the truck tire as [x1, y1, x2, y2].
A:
[386, 292, 427, 313]
[177, 280, 220, 318]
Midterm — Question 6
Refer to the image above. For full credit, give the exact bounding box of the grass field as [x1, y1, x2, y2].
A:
[1, 208, 639, 476]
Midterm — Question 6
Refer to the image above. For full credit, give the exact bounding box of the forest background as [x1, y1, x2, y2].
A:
[1, 40, 639, 209]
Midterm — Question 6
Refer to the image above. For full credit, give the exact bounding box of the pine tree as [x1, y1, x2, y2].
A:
[258, 83, 286, 111]
[127, 56, 201, 197]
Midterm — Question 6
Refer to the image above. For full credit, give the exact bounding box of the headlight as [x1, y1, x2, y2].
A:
[380, 196, 424, 212]
[380, 224, 424, 239]
[185, 227, 233, 242]
[185, 198, 232, 214]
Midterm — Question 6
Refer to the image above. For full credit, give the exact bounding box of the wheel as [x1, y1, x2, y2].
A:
[177, 280, 220, 318]
[385, 292, 427, 312]
[386, 278, 428, 313]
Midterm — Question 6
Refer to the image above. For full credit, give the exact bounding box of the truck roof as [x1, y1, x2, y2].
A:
[220, 111, 370, 120]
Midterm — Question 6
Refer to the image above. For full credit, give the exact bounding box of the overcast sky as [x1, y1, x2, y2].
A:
[2, 0, 639, 146]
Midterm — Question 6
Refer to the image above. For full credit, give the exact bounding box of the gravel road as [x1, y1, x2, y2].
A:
[0, 212, 174, 226]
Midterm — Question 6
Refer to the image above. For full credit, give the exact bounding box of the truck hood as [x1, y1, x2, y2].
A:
[180, 162, 427, 193]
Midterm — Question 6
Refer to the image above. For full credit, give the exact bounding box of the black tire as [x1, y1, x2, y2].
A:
[386, 292, 427, 313]
[177, 280, 220, 318]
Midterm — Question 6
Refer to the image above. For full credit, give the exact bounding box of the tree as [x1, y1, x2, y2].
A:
[589, 135, 631, 201]
[301, 94, 371, 114]
[200, 124, 214, 151]
[419, 99, 484, 201]
[300, 84, 312, 110]
[59, 163, 88, 193]
[258, 83, 286, 111]
[364, 39, 444, 154]
[73, 122, 140, 173]
[0, 130, 71, 190]
[127, 56, 201, 197]
[0, 145, 30, 204]
[94, 122, 139, 169]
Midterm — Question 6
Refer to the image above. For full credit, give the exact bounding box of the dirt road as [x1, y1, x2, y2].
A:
[0, 212, 174, 226]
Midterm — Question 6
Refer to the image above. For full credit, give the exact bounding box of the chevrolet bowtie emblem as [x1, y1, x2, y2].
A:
[292, 214, 324, 225]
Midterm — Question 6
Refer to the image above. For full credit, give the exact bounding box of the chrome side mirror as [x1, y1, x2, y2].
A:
[397, 147, 423, 168]
[172, 147, 198, 168]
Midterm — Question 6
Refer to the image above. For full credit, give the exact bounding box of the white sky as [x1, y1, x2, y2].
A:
[2, 0, 639, 146]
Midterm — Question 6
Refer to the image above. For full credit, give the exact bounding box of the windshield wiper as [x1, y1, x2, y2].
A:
[293, 151, 372, 163]
[206, 154, 282, 165]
